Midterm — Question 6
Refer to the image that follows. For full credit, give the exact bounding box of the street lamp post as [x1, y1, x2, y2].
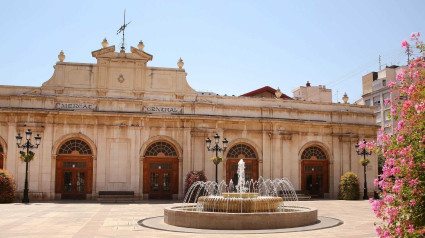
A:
[16, 129, 41, 203]
[206, 134, 228, 184]
[355, 139, 372, 200]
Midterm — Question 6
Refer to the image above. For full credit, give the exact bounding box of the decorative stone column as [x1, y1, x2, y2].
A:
[92, 155, 97, 200]
[51, 154, 58, 200]
[178, 157, 183, 199]
[139, 156, 145, 200]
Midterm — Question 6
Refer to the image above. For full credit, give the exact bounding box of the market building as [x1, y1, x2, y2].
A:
[0, 39, 379, 200]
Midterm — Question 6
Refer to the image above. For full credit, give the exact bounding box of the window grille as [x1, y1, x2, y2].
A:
[227, 144, 257, 159]
[301, 146, 327, 160]
[58, 139, 92, 155]
[145, 141, 177, 157]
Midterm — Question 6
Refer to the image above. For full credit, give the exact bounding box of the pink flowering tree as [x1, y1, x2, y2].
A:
[372, 32, 425, 237]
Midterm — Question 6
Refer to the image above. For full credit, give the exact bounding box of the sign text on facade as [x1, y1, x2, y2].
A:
[55, 102, 97, 111]
[143, 106, 183, 114]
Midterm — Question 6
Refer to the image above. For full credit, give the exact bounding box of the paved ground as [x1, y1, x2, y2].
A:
[0, 200, 378, 237]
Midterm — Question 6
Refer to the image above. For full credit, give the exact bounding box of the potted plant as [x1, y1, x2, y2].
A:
[20, 151, 35, 162]
[210, 155, 223, 165]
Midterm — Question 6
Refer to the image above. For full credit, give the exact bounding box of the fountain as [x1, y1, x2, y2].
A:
[164, 159, 318, 230]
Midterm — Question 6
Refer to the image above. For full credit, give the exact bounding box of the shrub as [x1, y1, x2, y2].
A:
[0, 169, 16, 203]
[371, 32, 425, 237]
[184, 170, 207, 202]
[338, 172, 360, 200]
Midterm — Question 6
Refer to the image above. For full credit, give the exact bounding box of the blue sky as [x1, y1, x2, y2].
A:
[0, 0, 424, 102]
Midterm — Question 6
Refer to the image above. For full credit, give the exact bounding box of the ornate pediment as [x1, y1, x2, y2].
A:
[91, 45, 153, 63]
[130, 47, 153, 61]
[91, 46, 116, 58]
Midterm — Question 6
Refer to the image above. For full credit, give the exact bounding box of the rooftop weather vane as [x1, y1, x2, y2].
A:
[117, 9, 131, 52]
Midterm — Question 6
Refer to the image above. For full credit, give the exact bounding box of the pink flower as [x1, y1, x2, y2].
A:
[408, 225, 415, 233]
[391, 107, 397, 115]
[384, 195, 394, 204]
[397, 120, 405, 131]
[397, 134, 405, 143]
[388, 80, 397, 88]
[384, 98, 391, 105]
[358, 140, 365, 149]
[374, 178, 379, 186]
[408, 84, 415, 96]
[409, 178, 419, 187]
[383, 230, 390, 237]
[375, 226, 383, 235]
[366, 141, 376, 150]
[391, 166, 400, 175]
[395, 227, 402, 236]
[401, 40, 409, 48]
[392, 179, 403, 193]
[396, 73, 404, 81]
[411, 32, 416, 38]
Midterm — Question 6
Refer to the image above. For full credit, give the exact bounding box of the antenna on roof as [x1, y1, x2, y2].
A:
[407, 44, 411, 64]
[379, 55, 381, 70]
[117, 9, 132, 52]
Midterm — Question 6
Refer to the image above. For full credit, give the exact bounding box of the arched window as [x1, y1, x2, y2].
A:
[227, 144, 257, 159]
[58, 139, 92, 155]
[0, 144, 3, 153]
[145, 141, 177, 157]
[301, 146, 327, 160]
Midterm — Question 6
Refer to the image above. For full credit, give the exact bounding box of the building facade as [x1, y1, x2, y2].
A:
[292, 81, 332, 103]
[0, 41, 378, 200]
[361, 65, 407, 134]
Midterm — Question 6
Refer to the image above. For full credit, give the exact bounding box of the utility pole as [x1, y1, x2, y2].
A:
[407, 45, 411, 64]
[379, 55, 382, 70]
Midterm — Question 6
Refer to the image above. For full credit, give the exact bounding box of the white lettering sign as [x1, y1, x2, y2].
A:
[55, 102, 97, 111]
[143, 106, 183, 114]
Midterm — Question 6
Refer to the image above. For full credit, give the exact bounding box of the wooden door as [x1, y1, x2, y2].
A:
[56, 156, 92, 199]
[301, 160, 329, 198]
[143, 157, 178, 199]
[226, 159, 258, 187]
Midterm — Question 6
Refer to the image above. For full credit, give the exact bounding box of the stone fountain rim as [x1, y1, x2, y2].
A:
[164, 205, 319, 230]
[165, 205, 317, 214]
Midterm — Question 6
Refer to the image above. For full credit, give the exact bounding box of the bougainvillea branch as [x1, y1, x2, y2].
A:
[371, 32, 425, 237]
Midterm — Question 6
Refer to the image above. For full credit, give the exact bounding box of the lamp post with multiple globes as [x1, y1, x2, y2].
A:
[355, 139, 372, 200]
[16, 129, 41, 203]
[206, 134, 228, 184]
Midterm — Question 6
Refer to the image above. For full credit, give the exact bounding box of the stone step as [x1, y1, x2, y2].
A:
[296, 195, 312, 200]
[96, 197, 140, 202]
[98, 194, 134, 198]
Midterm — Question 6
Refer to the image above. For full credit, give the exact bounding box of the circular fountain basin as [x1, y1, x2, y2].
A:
[198, 195, 283, 213]
[222, 192, 259, 198]
[164, 205, 318, 230]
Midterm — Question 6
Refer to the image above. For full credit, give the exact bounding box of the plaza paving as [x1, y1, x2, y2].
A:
[0, 200, 378, 237]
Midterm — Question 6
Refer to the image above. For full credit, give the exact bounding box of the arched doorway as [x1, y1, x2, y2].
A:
[55, 139, 93, 199]
[301, 146, 329, 198]
[226, 144, 258, 186]
[0, 144, 3, 169]
[143, 141, 179, 199]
